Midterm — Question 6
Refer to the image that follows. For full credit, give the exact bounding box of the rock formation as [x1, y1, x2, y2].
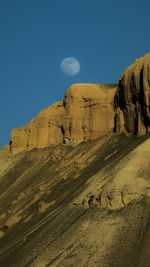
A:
[10, 53, 150, 154]
[114, 53, 150, 135]
[1, 54, 150, 267]
[11, 84, 117, 154]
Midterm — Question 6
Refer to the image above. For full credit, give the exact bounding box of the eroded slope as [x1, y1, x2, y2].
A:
[0, 133, 150, 266]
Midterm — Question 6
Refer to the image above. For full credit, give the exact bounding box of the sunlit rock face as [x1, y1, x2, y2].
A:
[11, 101, 65, 154]
[10, 53, 150, 154]
[114, 53, 150, 136]
[11, 84, 117, 154]
[63, 84, 116, 143]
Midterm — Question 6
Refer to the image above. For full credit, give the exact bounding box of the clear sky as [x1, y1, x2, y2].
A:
[0, 0, 150, 148]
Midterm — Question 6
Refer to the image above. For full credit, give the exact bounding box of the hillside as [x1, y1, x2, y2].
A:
[0, 53, 150, 266]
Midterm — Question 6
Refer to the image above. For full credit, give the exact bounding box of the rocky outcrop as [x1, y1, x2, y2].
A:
[10, 53, 150, 154]
[11, 101, 65, 154]
[11, 84, 117, 154]
[114, 53, 150, 135]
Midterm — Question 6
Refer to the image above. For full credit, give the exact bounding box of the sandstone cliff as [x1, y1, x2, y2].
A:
[10, 53, 150, 154]
[11, 84, 117, 154]
[114, 53, 150, 136]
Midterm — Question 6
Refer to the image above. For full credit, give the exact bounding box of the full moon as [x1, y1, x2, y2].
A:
[60, 57, 80, 76]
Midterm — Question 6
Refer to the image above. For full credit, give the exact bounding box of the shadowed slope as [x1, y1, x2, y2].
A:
[0, 133, 150, 266]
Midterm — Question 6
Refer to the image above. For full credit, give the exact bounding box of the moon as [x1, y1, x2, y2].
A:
[60, 57, 80, 76]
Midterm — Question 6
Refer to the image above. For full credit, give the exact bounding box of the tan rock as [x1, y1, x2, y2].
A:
[11, 84, 117, 154]
[101, 192, 111, 208]
[109, 190, 124, 208]
[5, 215, 21, 228]
[38, 200, 55, 213]
[63, 84, 116, 142]
[9, 53, 150, 154]
[11, 127, 28, 154]
[114, 53, 150, 135]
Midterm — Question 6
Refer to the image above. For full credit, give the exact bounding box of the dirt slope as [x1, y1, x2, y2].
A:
[0, 133, 150, 266]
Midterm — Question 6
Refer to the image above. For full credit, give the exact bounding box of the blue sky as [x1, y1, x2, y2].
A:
[0, 0, 150, 147]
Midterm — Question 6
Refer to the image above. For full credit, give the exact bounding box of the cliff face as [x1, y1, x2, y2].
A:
[114, 53, 150, 135]
[10, 53, 150, 154]
[11, 84, 117, 154]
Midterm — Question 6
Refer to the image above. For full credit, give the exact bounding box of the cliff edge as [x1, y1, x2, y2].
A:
[11, 84, 117, 154]
[10, 53, 150, 154]
[114, 53, 150, 135]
